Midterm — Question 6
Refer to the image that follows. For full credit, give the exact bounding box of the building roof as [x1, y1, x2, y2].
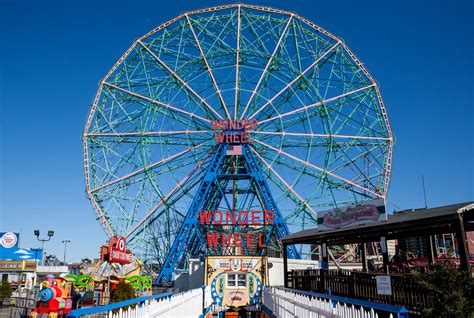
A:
[283, 202, 474, 245]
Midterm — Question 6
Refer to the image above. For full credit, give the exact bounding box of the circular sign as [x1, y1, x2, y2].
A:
[117, 237, 125, 252]
[1, 232, 17, 248]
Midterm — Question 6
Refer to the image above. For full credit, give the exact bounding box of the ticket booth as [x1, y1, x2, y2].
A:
[205, 256, 267, 309]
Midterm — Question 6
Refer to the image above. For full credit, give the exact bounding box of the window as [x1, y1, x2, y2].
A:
[237, 274, 247, 287]
[227, 274, 236, 287]
[227, 273, 246, 288]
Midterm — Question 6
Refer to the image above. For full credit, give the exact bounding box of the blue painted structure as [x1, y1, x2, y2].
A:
[157, 143, 299, 283]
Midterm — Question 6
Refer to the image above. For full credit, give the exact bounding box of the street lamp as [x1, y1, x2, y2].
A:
[34, 230, 54, 266]
[62, 240, 71, 265]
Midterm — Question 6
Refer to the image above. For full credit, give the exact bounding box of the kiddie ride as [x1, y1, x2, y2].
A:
[66, 236, 151, 306]
[31, 275, 74, 318]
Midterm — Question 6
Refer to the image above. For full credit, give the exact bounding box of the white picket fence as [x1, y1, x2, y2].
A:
[263, 287, 394, 318]
[107, 287, 212, 318]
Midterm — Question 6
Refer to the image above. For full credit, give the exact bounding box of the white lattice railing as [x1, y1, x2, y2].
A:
[107, 287, 211, 318]
[263, 287, 403, 318]
[67, 287, 212, 318]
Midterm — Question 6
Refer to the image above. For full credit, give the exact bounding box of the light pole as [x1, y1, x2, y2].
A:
[34, 230, 54, 266]
[62, 240, 71, 265]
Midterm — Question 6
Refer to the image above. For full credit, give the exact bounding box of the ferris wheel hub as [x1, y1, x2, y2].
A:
[212, 119, 258, 145]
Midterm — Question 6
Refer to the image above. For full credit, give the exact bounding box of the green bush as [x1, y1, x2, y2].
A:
[0, 281, 12, 298]
[110, 280, 136, 304]
[415, 262, 474, 318]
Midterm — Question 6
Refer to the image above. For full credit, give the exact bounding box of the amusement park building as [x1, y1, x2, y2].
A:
[282, 201, 474, 275]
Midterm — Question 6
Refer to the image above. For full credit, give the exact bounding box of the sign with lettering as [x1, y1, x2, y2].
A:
[0, 260, 38, 271]
[212, 119, 258, 145]
[317, 199, 386, 230]
[1, 232, 18, 248]
[199, 210, 274, 250]
[100, 236, 132, 264]
[212, 258, 260, 272]
[376, 275, 392, 295]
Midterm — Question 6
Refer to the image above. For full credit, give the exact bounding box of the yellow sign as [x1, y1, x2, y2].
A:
[205, 256, 267, 309]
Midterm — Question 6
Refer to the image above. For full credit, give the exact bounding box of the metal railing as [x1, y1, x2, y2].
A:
[287, 269, 433, 313]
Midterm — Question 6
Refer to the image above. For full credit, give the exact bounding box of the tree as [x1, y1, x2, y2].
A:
[110, 280, 136, 304]
[0, 281, 12, 298]
[415, 261, 474, 318]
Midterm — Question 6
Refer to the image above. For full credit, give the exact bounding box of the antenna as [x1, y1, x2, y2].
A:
[422, 175, 428, 208]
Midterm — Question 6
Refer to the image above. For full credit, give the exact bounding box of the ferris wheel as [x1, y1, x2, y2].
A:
[83, 4, 392, 278]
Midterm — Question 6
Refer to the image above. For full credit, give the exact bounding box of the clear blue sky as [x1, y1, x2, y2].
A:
[1, 0, 472, 261]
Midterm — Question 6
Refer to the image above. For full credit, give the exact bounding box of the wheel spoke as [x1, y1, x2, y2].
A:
[254, 139, 383, 198]
[103, 82, 211, 124]
[90, 144, 205, 193]
[248, 41, 341, 120]
[251, 146, 318, 220]
[259, 84, 375, 125]
[252, 131, 391, 141]
[138, 40, 224, 120]
[186, 14, 231, 119]
[126, 153, 212, 238]
[239, 15, 294, 119]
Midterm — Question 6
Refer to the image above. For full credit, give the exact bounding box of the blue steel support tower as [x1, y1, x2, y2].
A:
[157, 143, 299, 283]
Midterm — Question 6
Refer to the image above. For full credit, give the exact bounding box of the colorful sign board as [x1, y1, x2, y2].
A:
[317, 199, 386, 230]
[0, 232, 43, 265]
[205, 256, 267, 309]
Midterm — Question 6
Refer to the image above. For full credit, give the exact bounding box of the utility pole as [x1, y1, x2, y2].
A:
[34, 230, 54, 265]
[422, 175, 428, 208]
[62, 240, 71, 264]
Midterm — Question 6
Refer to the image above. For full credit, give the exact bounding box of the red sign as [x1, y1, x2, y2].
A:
[101, 236, 132, 264]
[199, 210, 274, 249]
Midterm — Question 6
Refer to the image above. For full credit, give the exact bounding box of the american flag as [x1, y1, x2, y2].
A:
[226, 145, 242, 156]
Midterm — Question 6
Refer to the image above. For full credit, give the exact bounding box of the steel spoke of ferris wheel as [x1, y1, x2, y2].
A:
[251, 147, 318, 220]
[128, 167, 208, 241]
[234, 5, 241, 120]
[137, 40, 224, 120]
[248, 41, 341, 120]
[126, 153, 212, 239]
[329, 142, 386, 179]
[85, 130, 210, 137]
[90, 144, 204, 193]
[254, 139, 383, 198]
[186, 15, 231, 119]
[103, 82, 211, 124]
[239, 15, 293, 119]
[251, 131, 391, 141]
[258, 84, 376, 125]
